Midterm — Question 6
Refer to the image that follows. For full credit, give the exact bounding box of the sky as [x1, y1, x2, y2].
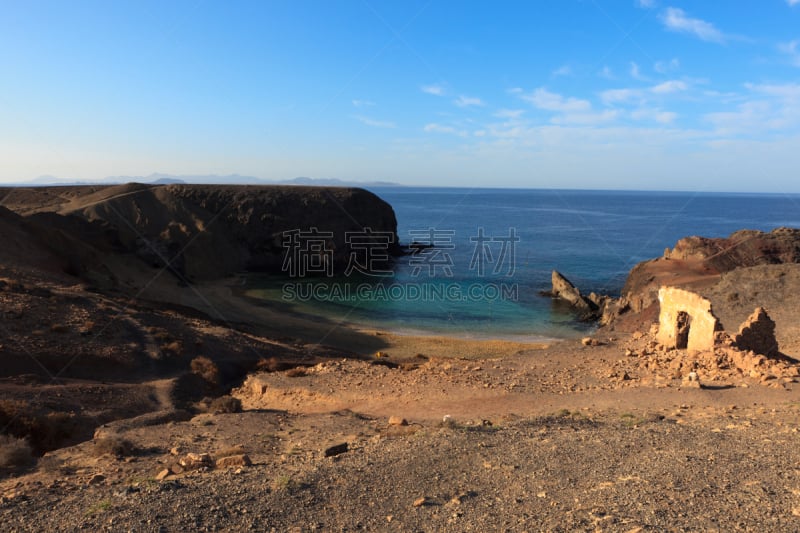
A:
[2, 1, 800, 192]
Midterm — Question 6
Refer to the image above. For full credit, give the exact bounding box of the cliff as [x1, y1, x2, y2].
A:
[0, 184, 400, 283]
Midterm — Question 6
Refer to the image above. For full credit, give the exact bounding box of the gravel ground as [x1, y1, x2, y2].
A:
[4, 410, 800, 532]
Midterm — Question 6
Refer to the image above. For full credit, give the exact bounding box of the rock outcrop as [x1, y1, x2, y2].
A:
[603, 227, 800, 328]
[665, 227, 800, 270]
[0, 184, 401, 282]
[548, 271, 602, 321]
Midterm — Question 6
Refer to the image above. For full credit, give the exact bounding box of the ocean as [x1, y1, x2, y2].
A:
[249, 188, 800, 341]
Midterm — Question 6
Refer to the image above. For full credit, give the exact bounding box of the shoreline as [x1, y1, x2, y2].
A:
[236, 276, 588, 347]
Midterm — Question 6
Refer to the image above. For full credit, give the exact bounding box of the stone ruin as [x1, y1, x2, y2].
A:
[603, 286, 796, 388]
[656, 286, 780, 357]
[656, 287, 720, 352]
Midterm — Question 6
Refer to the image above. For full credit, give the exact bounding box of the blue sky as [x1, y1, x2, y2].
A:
[2, 1, 800, 191]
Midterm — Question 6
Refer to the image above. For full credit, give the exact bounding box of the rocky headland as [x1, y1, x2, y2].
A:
[3, 188, 800, 530]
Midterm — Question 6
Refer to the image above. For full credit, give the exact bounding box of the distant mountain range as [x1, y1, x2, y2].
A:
[6, 174, 403, 188]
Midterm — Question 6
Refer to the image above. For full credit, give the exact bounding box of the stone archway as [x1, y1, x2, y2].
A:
[656, 287, 719, 352]
[675, 311, 692, 349]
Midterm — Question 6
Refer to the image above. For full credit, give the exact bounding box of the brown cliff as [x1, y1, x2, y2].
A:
[0, 184, 400, 283]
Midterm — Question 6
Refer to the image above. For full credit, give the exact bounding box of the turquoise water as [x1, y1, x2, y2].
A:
[249, 188, 800, 340]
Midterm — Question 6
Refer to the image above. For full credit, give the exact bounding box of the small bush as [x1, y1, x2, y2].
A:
[256, 357, 285, 372]
[209, 396, 242, 414]
[271, 475, 298, 492]
[93, 436, 136, 457]
[0, 435, 34, 471]
[285, 367, 307, 378]
[162, 341, 184, 356]
[0, 400, 77, 455]
[190, 356, 220, 385]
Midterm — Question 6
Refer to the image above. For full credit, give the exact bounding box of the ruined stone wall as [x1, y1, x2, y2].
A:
[656, 287, 719, 352]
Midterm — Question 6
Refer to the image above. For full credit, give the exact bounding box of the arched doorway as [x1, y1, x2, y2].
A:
[675, 311, 692, 349]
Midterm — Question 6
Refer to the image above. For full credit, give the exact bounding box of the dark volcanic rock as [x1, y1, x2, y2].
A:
[548, 270, 600, 321]
[0, 184, 400, 282]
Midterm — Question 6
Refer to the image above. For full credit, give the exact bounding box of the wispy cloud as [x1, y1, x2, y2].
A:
[421, 83, 447, 96]
[631, 107, 677, 124]
[424, 123, 467, 136]
[601, 88, 643, 105]
[630, 62, 649, 81]
[454, 95, 485, 107]
[779, 40, 800, 66]
[494, 109, 525, 119]
[637, 0, 656, 8]
[551, 110, 618, 126]
[598, 65, 615, 79]
[788, 0, 800, 6]
[521, 88, 591, 112]
[552, 64, 572, 77]
[704, 83, 800, 135]
[660, 7, 725, 43]
[351, 99, 375, 108]
[354, 115, 396, 128]
[651, 80, 689, 94]
[654, 58, 680, 73]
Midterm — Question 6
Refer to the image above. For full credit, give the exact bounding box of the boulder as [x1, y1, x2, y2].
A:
[215, 454, 252, 469]
[179, 452, 213, 470]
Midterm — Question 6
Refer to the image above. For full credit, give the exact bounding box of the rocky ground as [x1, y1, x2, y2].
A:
[4, 327, 800, 531]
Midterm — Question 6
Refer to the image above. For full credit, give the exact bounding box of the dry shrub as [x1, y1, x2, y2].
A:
[161, 341, 184, 356]
[93, 436, 136, 457]
[190, 356, 220, 385]
[0, 400, 76, 455]
[0, 434, 34, 471]
[50, 324, 69, 333]
[209, 396, 242, 414]
[285, 367, 307, 378]
[256, 356, 285, 372]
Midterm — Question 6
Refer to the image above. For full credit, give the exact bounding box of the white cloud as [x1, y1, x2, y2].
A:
[661, 7, 725, 43]
[600, 88, 643, 105]
[788, 0, 800, 6]
[424, 123, 467, 136]
[421, 84, 446, 96]
[354, 115, 396, 128]
[630, 62, 648, 81]
[552, 64, 572, 77]
[521, 88, 591, 112]
[494, 109, 525, 119]
[631, 107, 677, 124]
[351, 99, 375, 108]
[651, 80, 689, 94]
[746, 82, 800, 99]
[551, 110, 619, 125]
[637, 0, 656, 8]
[654, 58, 680, 73]
[453, 95, 485, 107]
[599, 65, 615, 79]
[704, 84, 800, 135]
[779, 40, 800, 66]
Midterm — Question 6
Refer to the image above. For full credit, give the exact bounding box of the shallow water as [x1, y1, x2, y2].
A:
[249, 188, 800, 339]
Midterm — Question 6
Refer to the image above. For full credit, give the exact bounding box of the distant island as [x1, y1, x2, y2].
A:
[9, 173, 404, 188]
